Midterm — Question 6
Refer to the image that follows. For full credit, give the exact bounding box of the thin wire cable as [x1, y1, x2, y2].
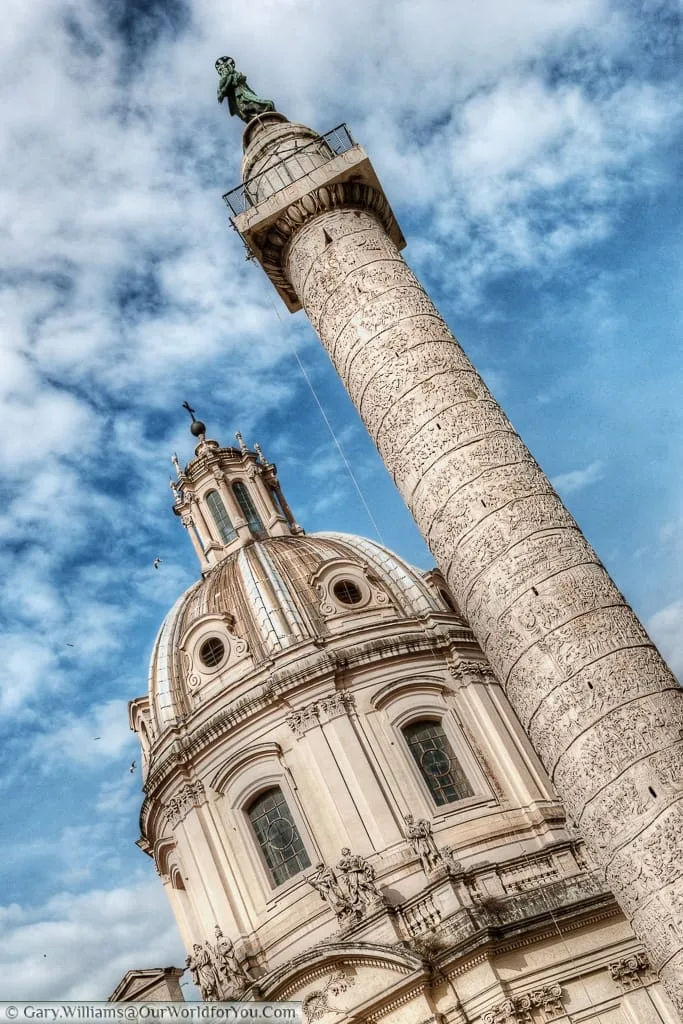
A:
[272, 299, 614, 1019]
[270, 299, 386, 545]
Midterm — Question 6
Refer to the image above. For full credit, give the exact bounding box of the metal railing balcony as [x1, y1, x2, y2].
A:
[223, 123, 355, 217]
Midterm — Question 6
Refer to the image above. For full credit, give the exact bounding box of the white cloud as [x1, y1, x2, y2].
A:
[551, 459, 604, 496]
[0, 878, 186, 1000]
[0, 0, 681, 1002]
[29, 700, 136, 768]
[648, 601, 683, 683]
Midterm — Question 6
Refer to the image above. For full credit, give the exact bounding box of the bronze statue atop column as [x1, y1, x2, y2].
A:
[216, 57, 276, 123]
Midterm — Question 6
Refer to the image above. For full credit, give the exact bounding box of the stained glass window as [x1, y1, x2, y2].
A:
[403, 719, 474, 806]
[206, 490, 237, 544]
[247, 787, 310, 886]
[233, 482, 266, 538]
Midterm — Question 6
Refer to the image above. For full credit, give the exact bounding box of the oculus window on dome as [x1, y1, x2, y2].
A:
[233, 482, 266, 539]
[199, 637, 226, 669]
[403, 719, 474, 806]
[333, 579, 363, 605]
[247, 787, 310, 887]
[206, 491, 237, 544]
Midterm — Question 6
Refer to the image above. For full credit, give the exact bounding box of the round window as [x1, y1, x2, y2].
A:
[333, 579, 363, 605]
[199, 637, 226, 668]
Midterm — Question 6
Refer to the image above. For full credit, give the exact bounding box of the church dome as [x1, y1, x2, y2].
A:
[148, 529, 461, 735]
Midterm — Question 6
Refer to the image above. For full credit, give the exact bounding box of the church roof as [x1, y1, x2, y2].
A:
[147, 530, 451, 733]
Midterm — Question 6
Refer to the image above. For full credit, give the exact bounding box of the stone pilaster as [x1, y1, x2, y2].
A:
[233, 122, 683, 1016]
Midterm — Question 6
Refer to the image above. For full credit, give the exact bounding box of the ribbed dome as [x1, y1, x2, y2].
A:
[148, 531, 456, 733]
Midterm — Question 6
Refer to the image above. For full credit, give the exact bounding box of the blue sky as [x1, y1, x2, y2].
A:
[0, 0, 681, 999]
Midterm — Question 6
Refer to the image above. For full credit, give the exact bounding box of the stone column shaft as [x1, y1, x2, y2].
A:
[233, 124, 683, 1016]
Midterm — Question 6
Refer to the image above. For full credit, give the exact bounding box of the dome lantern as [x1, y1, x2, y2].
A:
[171, 416, 303, 573]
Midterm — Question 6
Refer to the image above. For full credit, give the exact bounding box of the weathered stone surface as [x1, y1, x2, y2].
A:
[280, 198, 683, 1012]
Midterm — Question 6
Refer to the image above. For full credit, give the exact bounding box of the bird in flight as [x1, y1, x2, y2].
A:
[65, 642, 75, 647]
[153, 558, 162, 569]
[129, 761, 136, 774]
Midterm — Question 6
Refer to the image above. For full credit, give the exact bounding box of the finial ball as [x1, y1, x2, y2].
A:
[190, 419, 206, 437]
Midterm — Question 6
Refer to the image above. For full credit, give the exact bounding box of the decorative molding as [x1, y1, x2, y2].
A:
[482, 984, 563, 1023]
[302, 969, 354, 1022]
[165, 780, 206, 827]
[287, 692, 356, 737]
[609, 951, 653, 990]
[209, 740, 282, 794]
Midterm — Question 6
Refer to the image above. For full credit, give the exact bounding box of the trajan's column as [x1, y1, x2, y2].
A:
[218, 58, 683, 1015]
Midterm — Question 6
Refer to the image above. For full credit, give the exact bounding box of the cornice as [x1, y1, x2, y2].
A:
[140, 626, 477, 824]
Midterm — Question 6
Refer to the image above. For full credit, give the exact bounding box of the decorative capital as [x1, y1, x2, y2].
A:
[165, 779, 206, 827]
[482, 985, 563, 1023]
[287, 692, 355, 737]
[448, 658, 497, 686]
[255, 181, 400, 311]
[609, 952, 652, 989]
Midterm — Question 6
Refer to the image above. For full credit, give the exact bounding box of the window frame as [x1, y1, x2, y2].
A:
[371, 679, 494, 818]
[205, 489, 237, 545]
[232, 480, 267, 539]
[245, 785, 311, 888]
[211, 744, 318, 902]
[401, 717, 475, 807]
[394, 707, 489, 813]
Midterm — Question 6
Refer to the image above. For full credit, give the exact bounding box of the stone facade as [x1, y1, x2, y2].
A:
[129, 431, 679, 1022]
[232, 114, 683, 1017]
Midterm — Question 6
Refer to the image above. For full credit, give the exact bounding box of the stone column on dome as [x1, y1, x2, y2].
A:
[191, 497, 216, 551]
[181, 511, 206, 568]
[174, 809, 246, 943]
[454, 675, 554, 811]
[319, 707, 401, 850]
[227, 104, 683, 1015]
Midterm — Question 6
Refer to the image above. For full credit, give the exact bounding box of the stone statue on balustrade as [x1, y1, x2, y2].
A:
[337, 847, 382, 909]
[309, 862, 356, 921]
[216, 56, 276, 123]
[308, 849, 382, 924]
[213, 926, 253, 995]
[403, 814, 443, 874]
[186, 943, 220, 1001]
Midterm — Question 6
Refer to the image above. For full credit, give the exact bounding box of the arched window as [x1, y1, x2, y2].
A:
[206, 491, 236, 544]
[247, 787, 310, 886]
[403, 719, 474, 806]
[233, 481, 266, 538]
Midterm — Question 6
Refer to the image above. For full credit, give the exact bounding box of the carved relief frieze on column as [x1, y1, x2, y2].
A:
[287, 691, 356, 737]
[165, 780, 207, 827]
[278, 203, 683, 1014]
[609, 952, 654, 991]
[234, 122, 683, 1012]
